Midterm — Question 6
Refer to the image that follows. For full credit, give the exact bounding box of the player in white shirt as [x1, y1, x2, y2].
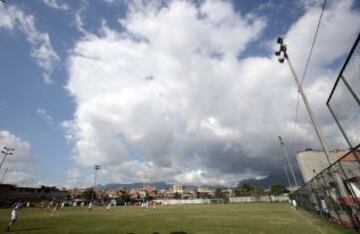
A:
[6, 202, 21, 232]
[106, 202, 111, 211]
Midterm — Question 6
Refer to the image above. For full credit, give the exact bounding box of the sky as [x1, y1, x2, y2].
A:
[0, 0, 359, 188]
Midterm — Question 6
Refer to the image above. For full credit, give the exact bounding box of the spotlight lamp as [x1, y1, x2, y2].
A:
[275, 37, 288, 64]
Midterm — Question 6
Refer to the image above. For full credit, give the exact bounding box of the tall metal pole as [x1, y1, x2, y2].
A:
[282, 160, 292, 187]
[275, 38, 349, 198]
[0, 146, 15, 171]
[142, 173, 146, 205]
[0, 168, 8, 183]
[91, 165, 100, 202]
[278, 136, 298, 186]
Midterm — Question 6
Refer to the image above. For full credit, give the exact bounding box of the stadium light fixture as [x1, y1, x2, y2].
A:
[91, 165, 101, 202]
[0, 146, 15, 172]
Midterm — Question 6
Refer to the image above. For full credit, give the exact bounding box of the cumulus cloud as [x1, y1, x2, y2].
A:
[0, 130, 35, 186]
[65, 168, 93, 188]
[36, 108, 54, 125]
[0, 5, 60, 83]
[43, 0, 69, 10]
[65, 0, 360, 186]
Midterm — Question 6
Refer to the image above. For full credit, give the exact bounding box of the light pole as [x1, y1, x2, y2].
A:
[0, 146, 15, 171]
[278, 136, 298, 187]
[281, 159, 292, 188]
[142, 173, 146, 205]
[91, 165, 100, 203]
[0, 168, 8, 183]
[275, 37, 348, 197]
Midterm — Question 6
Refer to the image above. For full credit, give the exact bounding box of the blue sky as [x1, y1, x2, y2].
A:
[0, 0, 359, 187]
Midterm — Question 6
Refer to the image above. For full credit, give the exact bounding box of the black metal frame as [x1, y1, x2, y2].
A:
[327, 33, 360, 150]
[292, 33, 360, 230]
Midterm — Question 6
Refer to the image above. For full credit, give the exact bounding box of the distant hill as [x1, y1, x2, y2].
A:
[101, 182, 170, 191]
[99, 172, 303, 191]
[101, 182, 223, 191]
[238, 172, 291, 188]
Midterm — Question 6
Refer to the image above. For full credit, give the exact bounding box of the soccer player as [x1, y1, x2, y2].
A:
[106, 202, 111, 211]
[47, 200, 53, 211]
[50, 201, 60, 216]
[6, 202, 21, 232]
[292, 199, 298, 210]
[40, 200, 45, 209]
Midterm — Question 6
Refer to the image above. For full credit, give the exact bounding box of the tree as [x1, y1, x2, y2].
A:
[215, 189, 226, 198]
[240, 184, 254, 193]
[253, 186, 264, 197]
[174, 192, 182, 199]
[81, 190, 93, 200]
[270, 184, 289, 195]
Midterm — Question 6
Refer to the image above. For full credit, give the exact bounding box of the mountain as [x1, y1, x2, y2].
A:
[101, 182, 223, 191]
[101, 182, 170, 191]
[238, 172, 292, 188]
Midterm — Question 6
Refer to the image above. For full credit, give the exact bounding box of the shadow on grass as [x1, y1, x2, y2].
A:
[126, 232, 187, 234]
[11, 227, 48, 232]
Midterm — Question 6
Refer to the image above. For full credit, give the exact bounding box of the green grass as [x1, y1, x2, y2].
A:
[0, 203, 356, 234]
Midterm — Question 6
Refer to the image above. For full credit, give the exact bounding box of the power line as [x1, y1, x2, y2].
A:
[300, 0, 327, 86]
[291, 0, 327, 150]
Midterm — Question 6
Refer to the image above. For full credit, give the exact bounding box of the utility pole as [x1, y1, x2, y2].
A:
[91, 165, 100, 203]
[275, 37, 348, 197]
[278, 136, 298, 187]
[0, 146, 15, 171]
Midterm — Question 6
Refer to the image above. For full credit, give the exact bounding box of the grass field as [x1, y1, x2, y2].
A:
[0, 203, 357, 234]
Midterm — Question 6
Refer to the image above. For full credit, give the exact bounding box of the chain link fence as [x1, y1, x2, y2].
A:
[327, 34, 360, 149]
[291, 34, 360, 230]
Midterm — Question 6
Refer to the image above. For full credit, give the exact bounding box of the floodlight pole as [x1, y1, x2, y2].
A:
[282, 160, 293, 187]
[275, 37, 348, 197]
[0, 146, 15, 171]
[0, 168, 8, 183]
[91, 165, 100, 202]
[142, 173, 146, 205]
[278, 136, 298, 187]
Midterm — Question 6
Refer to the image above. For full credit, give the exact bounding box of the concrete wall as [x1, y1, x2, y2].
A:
[154, 199, 211, 205]
[229, 195, 289, 203]
[296, 150, 338, 183]
[154, 195, 289, 205]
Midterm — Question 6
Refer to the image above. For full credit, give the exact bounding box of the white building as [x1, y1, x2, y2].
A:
[296, 149, 357, 183]
[172, 184, 184, 193]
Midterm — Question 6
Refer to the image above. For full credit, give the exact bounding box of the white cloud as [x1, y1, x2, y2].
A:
[0, 130, 32, 162]
[43, 0, 69, 10]
[65, 0, 360, 186]
[36, 108, 54, 125]
[0, 130, 36, 186]
[5, 171, 36, 186]
[0, 5, 59, 84]
[65, 168, 93, 188]
[74, 0, 91, 35]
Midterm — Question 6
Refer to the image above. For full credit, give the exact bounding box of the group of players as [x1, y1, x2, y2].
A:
[5, 200, 116, 232]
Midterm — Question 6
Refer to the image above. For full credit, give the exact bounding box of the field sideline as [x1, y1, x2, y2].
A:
[0, 203, 356, 234]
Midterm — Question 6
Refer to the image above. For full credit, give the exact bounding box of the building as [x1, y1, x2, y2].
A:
[297, 149, 360, 194]
[0, 184, 67, 207]
[296, 149, 341, 183]
[172, 184, 184, 193]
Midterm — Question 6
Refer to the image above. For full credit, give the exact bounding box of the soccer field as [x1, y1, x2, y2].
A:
[0, 203, 356, 234]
